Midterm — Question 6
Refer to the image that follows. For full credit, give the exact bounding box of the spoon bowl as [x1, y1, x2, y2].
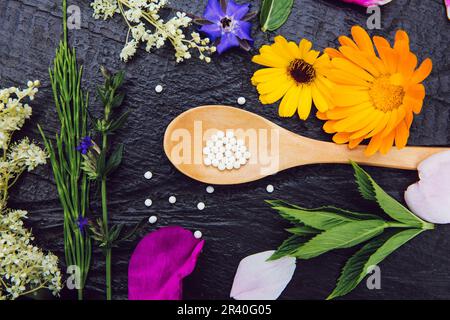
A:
[164, 105, 449, 185]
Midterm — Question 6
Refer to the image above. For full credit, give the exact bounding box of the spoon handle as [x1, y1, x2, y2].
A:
[281, 134, 450, 170]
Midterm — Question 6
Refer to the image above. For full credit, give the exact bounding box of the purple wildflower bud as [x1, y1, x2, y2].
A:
[76, 136, 93, 155]
[200, 0, 253, 54]
[76, 215, 89, 234]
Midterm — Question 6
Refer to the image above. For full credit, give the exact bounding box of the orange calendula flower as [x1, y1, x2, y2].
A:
[318, 26, 432, 156]
[251, 36, 332, 120]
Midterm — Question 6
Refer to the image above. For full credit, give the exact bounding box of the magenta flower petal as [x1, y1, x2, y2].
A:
[128, 226, 205, 300]
[446, 0, 450, 20]
[340, 0, 393, 6]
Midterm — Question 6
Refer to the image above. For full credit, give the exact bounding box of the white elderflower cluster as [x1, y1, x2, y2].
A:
[0, 210, 62, 299]
[91, 0, 216, 63]
[8, 138, 47, 172]
[0, 81, 38, 149]
[0, 81, 61, 300]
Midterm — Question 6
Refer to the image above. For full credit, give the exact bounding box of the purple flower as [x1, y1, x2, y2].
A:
[200, 0, 253, 54]
[76, 215, 89, 234]
[76, 136, 93, 155]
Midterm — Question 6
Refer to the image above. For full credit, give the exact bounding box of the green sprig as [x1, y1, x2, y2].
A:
[83, 67, 130, 300]
[267, 162, 434, 300]
[38, 0, 91, 300]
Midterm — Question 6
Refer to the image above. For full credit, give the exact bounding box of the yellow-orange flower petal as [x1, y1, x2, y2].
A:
[251, 36, 332, 120]
[320, 26, 432, 156]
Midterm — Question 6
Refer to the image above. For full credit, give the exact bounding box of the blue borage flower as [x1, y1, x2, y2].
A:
[199, 0, 254, 54]
[76, 136, 93, 155]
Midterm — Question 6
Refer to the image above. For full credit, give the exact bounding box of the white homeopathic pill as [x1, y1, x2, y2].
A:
[169, 195, 177, 204]
[266, 184, 274, 193]
[204, 157, 212, 166]
[226, 130, 234, 138]
[197, 202, 205, 210]
[206, 186, 214, 193]
[144, 171, 152, 180]
[144, 199, 152, 207]
[155, 84, 163, 93]
[217, 131, 225, 139]
[194, 230, 203, 239]
[218, 162, 226, 171]
[237, 97, 246, 105]
[148, 216, 157, 224]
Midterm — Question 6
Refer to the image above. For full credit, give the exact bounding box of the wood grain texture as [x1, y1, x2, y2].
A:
[0, 0, 449, 300]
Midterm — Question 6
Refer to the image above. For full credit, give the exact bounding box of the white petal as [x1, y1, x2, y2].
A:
[230, 250, 296, 300]
[405, 150, 450, 224]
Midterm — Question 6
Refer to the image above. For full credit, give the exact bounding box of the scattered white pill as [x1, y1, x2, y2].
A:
[169, 196, 177, 204]
[244, 151, 251, 159]
[144, 199, 152, 207]
[211, 134, 218, 142]
[218, 162, 226, 171]
[206, 140, 214, 148]
[226, 162, 234, 170]
[206, 186, 214, 193]
[237, 96, 246, 105]
[197, 202, 205, 210]
[194, 230, 203, 239]
[237, 139, 244, 146]
[148, 216, 157, 224]
[204, 157, 212, 166]
[266, 184, 274, 193]
[226, 130, 234, 138]
[144, 171, 153, 180]
[217, 131, 225, 139]
[233, 162, 241, 169]
[212, 159, 219, 167]
[239, 158, 247, 165]
[155, 84, 163, 93]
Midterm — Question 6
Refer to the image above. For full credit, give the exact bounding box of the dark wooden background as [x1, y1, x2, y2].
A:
[1, 0, 449, 300]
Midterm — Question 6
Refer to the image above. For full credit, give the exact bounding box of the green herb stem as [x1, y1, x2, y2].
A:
[101, 132, 112, 300]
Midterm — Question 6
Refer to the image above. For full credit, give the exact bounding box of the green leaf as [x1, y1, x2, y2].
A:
[269, 235, 309, 261]
[108, 110, 130, 133]
[271, 206, 382, 231]
[285, 225, 319, 236]
[105, 144, 124, 176]
[260, 0, 294, 32]
[351, 161, 432, 229]
[294, 220, 386, 259]
[111, 92, 125, 109]
[327, 228, 424, 300]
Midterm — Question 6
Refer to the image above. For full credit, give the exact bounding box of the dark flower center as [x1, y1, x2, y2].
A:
[220, 17, 232, 29]
[288, 59, 316, 84]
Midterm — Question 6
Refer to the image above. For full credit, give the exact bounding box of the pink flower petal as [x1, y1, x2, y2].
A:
[405, 151, 450, 224]
[230, 251, 296, 300]
[446, 0, 450, 20]
[340, 0, 393, 6]
[128, 226, 205, 300]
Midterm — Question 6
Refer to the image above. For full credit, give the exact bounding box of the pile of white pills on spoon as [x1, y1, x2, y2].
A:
[203, 130, 251, 171]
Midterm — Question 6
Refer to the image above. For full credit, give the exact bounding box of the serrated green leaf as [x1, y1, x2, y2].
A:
[350, 161, 432, 229]
[294, 220, 386, 259]
[260, 0, 294, 32]
[327, 228, 424, 300]
[268, 235, 309, 261]
[285, 225, 319, 236]
[272, 206, 382, 231]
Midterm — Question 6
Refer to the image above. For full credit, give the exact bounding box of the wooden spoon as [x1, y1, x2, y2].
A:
[163, 105, 449, 185]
